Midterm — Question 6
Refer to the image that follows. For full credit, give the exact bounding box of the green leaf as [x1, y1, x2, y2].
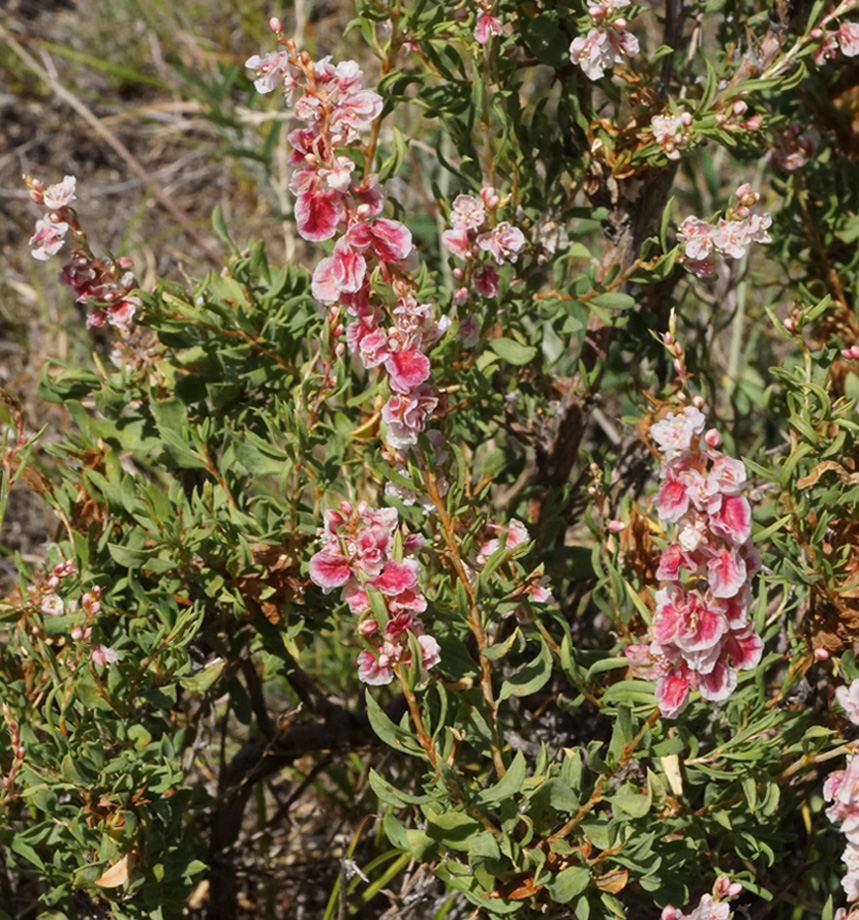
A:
[476, 750, 527, 806]
[498, 638, 553, 702]
[426, 811, 486, 851]
[588, 292, 636, 311]
[489, 337, 537, 365]
[547, 865, 590, 903]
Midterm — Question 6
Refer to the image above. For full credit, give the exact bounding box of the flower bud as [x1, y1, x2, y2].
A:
[47, 575, 60, 589]
[814, 647, 830, 660]
[784, 317, 796, 333]
[681, 111, 693, 127]
[613, 17, 627, 28]
[744, 115, 763, 131]
[673, 358, 684, 376]
[811, 28, 823, 39]
[732, 100, 748, 116]
[704, 428, 722, 448]
[335, 342, 346, 357]
[607, 520, 625, 532]
[268, 16, 283, 33]
[358, 619, 379, 636]
[16, 747, 25, 759]
[692, 395, 704, 409]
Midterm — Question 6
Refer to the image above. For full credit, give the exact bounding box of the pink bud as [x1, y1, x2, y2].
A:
[673, 342, 682, 357]
[2, 777, 12, 789]
[116, 257, 133, 270]
[744, 115, 763, 131]
[732, 100, 748, 116]
[663, 332, 673, 346]
[704, 428, 722, 448]
[268, 16, 283, 33]
[842, 348, 853, 359]
[71, 627, 84, 640]
[784, 317, 796, 333]
[16, 747, 24, 759]
[590, 5, 606, 16]
[47, 575, 60, 589]
[850, 345, 859, 360]
[814, 647, 830, 660]
[335, 342, 346, 357]
[607, 520, 625, 532]
[692, 395, 704, 409]
[613, 17, 627, 28]
[681, 111, 693, 127]
[715, 114, 727, 125]
[673, 358, 684, 375]
[811, 27, 823, 39]
[452, 267, 464, 281]
[358, 619, 379, 636]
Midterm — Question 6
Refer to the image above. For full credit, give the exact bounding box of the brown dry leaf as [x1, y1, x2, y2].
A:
[595, 869, 629, 893]
[796, 461, 859, 490]
[493, 874, 543, 900]
[95, 852, 134, 888]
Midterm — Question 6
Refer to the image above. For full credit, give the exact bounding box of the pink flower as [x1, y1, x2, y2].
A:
[837, 679, 859, 726]
[451, 194, 486, 230]
[386, 348, 431, 393]
[652, 585, 726, 653]
[655, 668, 691, 719]
[91, 645, 119, 667]
[295, 187, 345, 242]
[473, 263, 500, 297]
[442, 227, 474, 260]
[381, 386, 438, 449]
[678, 217, 716, 262]
[357, 644, 398, 685]
[477, 221, 526, 263]
[368, 560, 419, 596]
[42, 175, 76, 210]
[570, 27, 612, 80]
[650, 406, 706, 458]
[708, 493, 752, 545]
[245, 50, 294, 94]
[29, 216, 69, 261]
[706, 547, 747, 598]
[474, 11, 503, 44]
[839, 22, 859, 56]
[308, 548, 353, 591]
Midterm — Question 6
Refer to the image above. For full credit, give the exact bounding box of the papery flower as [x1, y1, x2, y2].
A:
[245, 50, 293, 94]
[650, 406, 706, 458]
[381, 386, 439, 449]
[677, 217, 716, 262]
[451, 194, 486, 230]
[473, 263, 499, 297]
[839, 21, 859, 56]
[474, 10, 503, 43]
[29, 217, 69, 261]
[91, 645, 119, 667]
[570, 27, 612, 80]
[477, 221, 526, 264]
[42, 175, 76, 210]
[442, 227, 473, 260]
[40, 594, 65, 617]
[837, 679, 859, 726]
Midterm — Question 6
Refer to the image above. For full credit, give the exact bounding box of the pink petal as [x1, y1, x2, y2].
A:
[295, 189, 343, 242]
[308, 549, 352, 591]
[386, 349, 431, 393]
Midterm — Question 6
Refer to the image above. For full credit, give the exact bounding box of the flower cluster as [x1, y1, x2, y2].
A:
[569, 0, 639, 81]
[307, 501, 440, 685]
[2, 704, 26, 791]
[441, 189, 526, 331]
[476, 518, 554, 606]
[626, 405, 763, 718]
[825, 752, 859, 900]
[650, 110, 693, 161]
[22, 563, 119, 669]
[247, 35, 448, 453]
[661, 876, 742, 920]
[25, 174, 77, 260]
[24, 174, 140, 333]
[677, 183, 772, 278]
[813, 20, 859, 65]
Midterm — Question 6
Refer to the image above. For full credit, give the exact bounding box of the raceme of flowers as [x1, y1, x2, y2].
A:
[677, 183, 772, 278]
[661, 876, 743, 920]
[307, 501, 439, 686]
[825, 744, 859, 901]
[441, 188, 527, 337]
[569, 0, 639, 81]
[626, 405, 763, 719]
[246, 34, 449, 454]
[24, 174, 141, 333]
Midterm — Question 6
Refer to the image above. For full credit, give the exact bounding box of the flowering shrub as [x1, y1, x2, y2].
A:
[10, 0, 859, 918]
